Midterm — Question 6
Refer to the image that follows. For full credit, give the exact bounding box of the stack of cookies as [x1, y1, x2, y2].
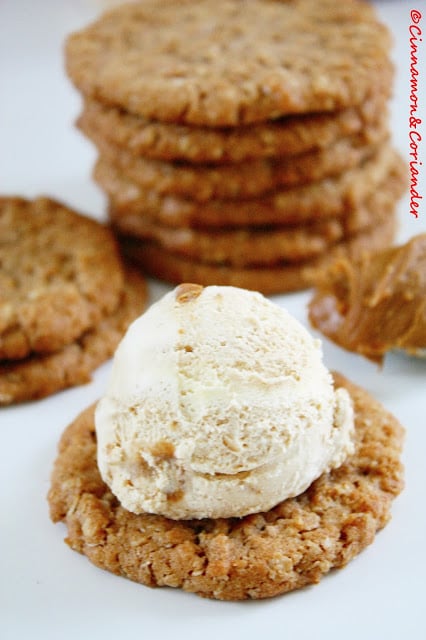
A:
[66, 0, 407, 294]
[0, 197, 147, 405]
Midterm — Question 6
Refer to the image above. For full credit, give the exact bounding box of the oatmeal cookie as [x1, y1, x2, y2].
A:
[0, 269, 147, 405]
[91, 128, 388, 202]
[66, 0, 393, 126]
[97, 145, 405, 227]
[120, 212, 397, 294]
[77, 94, 386, 163]
[48, 373, 404, 600]
[0, 197, 123, 360]
[110, 187, 395, 267]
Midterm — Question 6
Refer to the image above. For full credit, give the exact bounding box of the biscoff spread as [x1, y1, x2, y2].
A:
[309, 234, 426, 363]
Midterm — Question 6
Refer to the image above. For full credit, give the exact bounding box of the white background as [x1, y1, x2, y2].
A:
[1, 2, 425, 639]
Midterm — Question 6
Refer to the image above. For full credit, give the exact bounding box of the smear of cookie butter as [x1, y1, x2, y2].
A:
[309, 234, 426, 363]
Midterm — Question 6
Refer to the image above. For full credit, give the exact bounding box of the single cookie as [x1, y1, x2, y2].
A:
[91, 128, 388, 202]
[66, 0, 393, 126]
[78, 93, 387, 164]
[0, 269, 147, 405]
[48, 373, 404, 601]
[97, 145, 404, 228]
[120, 211, 397, 294]
[0, 197, 124, 361]
[308, 234, 426, 363]
[109, 185, 397, 267]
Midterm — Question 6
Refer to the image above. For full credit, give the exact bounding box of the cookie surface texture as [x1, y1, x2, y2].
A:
[66, 0, 392, 126]
[97, 145, 403, 228]
[78, 95, 386, 163]
[91, 128, 387, 202]
[0, 269, 147, 405]
[0, 197, 124, 360]
[48, 374, 404, 601]
[110, 185, 398, 267]
[122, 209, 397, 294]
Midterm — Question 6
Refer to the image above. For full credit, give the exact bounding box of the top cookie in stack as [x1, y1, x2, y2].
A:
[66, 0, 407, 294]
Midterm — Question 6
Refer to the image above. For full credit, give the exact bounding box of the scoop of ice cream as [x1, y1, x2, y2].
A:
[95, 283, 354, 520]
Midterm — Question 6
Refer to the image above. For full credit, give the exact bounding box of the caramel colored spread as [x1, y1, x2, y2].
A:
[308, 234, 426, 363]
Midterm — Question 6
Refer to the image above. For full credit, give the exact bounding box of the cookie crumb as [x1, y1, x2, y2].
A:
[150, 440, 175, 459]
[175, 283, 204, 303]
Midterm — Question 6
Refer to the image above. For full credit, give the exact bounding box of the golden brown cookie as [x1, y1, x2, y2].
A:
[78, 94, 386, 164]
[90, 127, 388, 202]
[66, 0, 392, 126]
[48, 373, 404, 601]
[0, 269, 147, 405]
[0, 197, 124, 361]
[96, 145, 404, 228]
[109, 167, 405, 248]
[308, 234, 426, 363]
[120, 211, 397, 294]
[110, 187, 395, 267]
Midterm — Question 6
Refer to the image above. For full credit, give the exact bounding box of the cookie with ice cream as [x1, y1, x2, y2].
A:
[49, 284, 404, 600]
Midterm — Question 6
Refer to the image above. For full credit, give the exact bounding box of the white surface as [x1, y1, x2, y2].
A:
[0, 1, 425, 639]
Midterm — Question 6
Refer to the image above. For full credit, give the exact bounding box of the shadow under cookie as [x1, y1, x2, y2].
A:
[48, 373, 404, 601]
